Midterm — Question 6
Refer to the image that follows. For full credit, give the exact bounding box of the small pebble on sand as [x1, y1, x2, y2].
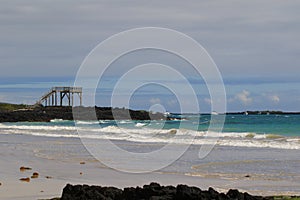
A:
[80, 172, 83, 175]
[80, 161, 85, 165]
[20, 166, 32, 172]
[19, 177, 30, 182]
[31, 172, 39, 179]
[169, 129, 177, 134]
[45, 176, 52, 179]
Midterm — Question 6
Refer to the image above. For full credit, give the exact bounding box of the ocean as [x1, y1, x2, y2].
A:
[1, 113, 300, 195]
[1, 114, 299, 149]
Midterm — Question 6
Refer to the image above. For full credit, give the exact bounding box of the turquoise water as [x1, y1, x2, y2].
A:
[5, 114, 300, 137]
[1, 113, 299, 194]
[1, 113, 300, 149]
[222, 114, 300, 136]
[167, 114, 300, 137]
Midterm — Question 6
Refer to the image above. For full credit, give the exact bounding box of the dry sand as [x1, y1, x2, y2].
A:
[0, 134, 299, 199]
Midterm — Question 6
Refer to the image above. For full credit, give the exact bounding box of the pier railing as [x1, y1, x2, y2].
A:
[36, 87, 82, 107]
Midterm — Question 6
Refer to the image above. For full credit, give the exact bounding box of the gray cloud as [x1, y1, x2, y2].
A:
[1, 0, 299, 78]
[1, 0, 300, 111]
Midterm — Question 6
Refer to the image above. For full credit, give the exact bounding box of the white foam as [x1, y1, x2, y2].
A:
[0, 123, 77, 131]
[76, 120, 99, 125]
[119, 120, 132, 124]
[135, 123, 146, 127]
[0, 123, 299, 150]
[99, 120, 111, 124]
[50, 119, 64, 122]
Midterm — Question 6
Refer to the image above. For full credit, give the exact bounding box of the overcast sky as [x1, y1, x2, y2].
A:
[1, 1, 300, 112]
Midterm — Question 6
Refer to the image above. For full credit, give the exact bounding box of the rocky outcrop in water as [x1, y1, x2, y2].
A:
[0, 106, 166, 122]
[60, 182, 274, 200]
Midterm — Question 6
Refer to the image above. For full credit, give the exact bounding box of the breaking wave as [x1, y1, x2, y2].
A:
[0, 122, 299, 150]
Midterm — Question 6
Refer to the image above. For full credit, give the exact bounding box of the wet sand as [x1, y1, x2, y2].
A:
[0, 134, 299, 199]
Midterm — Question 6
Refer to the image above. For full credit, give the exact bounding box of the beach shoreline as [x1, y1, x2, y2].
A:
[0, 133, 299, 199]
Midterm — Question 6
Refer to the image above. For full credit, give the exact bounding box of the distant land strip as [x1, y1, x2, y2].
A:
[0, 102, 300, 123]
[0, 103, 166, 122]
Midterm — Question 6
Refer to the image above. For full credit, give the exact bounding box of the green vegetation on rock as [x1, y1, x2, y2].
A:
[274, 196, 300, 200]
[273, 197, 300, 200]
[0, 102, 28, 112]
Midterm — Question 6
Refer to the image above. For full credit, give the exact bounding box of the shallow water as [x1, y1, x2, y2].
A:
[0, 114, 299, 195]
[1, 114, 300, 149]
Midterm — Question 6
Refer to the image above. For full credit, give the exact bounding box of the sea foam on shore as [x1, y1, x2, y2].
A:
[0, 132, 299, 199]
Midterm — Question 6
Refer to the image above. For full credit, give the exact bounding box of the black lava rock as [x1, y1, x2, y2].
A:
[60, 182, 273, 200]
[0, 106, 166, 122]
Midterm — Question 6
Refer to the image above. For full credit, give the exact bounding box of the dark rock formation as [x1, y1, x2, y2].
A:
[60, 182, 274, 200]
[0, 106, 166, 122]
[61, 184, 122, 200]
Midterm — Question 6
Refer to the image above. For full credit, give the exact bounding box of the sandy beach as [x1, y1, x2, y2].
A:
[0, 134, 219, 199]
[1, 0, 300, 199]
[1, 132, 299, 200]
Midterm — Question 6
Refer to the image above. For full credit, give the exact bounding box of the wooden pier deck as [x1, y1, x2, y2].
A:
[36, 87, 82, 107]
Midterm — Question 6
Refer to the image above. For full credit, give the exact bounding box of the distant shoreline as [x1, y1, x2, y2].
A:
[226, 110, 300, 115]
[1, 102, 300, 123]
[164, 111, 300, 115]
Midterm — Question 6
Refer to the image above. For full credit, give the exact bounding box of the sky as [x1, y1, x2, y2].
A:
[0, 0, 300, 112]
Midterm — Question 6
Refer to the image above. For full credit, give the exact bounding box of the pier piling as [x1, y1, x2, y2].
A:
[36, 87, 82, 107]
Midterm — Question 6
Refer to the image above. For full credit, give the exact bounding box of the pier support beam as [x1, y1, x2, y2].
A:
[37, 87, 83, 107]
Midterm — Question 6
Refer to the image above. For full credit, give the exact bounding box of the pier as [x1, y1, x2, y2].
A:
[36, 87, 82, 107]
